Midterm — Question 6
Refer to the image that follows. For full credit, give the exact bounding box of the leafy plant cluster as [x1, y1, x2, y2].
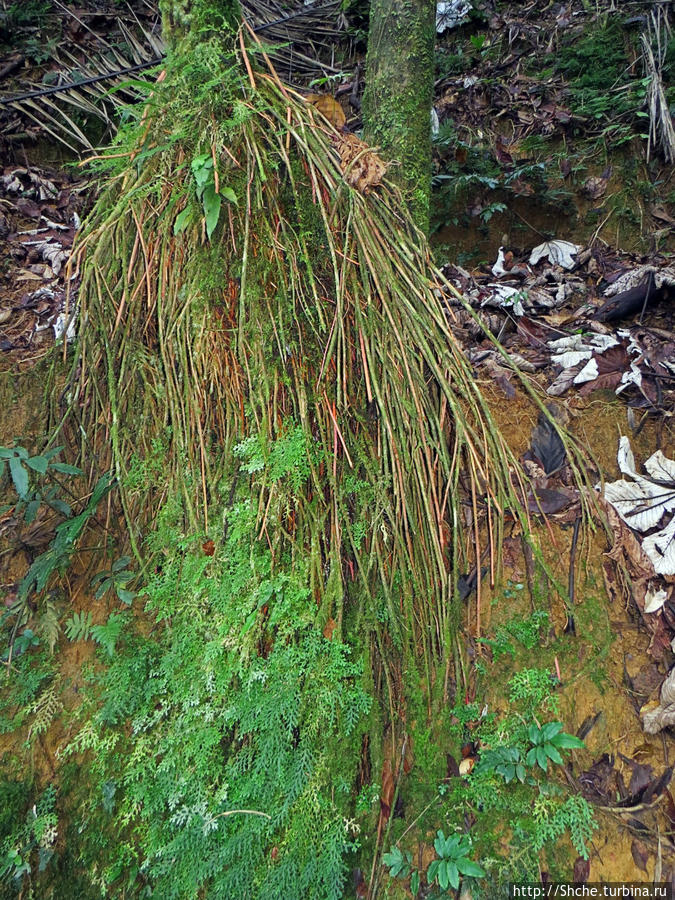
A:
[383, 663, 594, 897]
[0, 443, 119, 664]
[431, 122, 570, 232]
[57, 429, 371, 899]
[0, 783, 58, 892]
[477, 608, 549, 661]
[553, 20, 652, 142]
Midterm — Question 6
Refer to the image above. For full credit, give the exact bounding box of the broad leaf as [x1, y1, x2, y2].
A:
[202, 184, 222, 240]
[551, 732, 585, 750]
[173, 206, 193, 235]
[26, 455, 48, 474]
[50, 462, 83, 475]
[544, 743, 564, 765]
[541, 721, 563, 742]
[9, 456, 29, 498]
[456, 858, 486, 878]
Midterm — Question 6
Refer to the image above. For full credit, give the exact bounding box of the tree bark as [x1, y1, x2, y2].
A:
[362, 0, 436, 233]
[159, 0, 240, 48]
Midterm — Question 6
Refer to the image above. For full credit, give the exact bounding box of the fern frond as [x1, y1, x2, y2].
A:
[27, 682, 62, 743]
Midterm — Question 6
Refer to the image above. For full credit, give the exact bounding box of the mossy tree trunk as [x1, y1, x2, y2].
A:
[159, 0, 240, 48]
[362, 0, 436, 233]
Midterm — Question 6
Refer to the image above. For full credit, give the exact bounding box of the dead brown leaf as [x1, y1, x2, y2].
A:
[305, 93, 346, 129]
[334, 133, 387, 194]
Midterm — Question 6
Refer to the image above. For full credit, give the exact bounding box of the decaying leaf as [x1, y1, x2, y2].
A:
[604, 264, 675, 297]
[305, 93, 346, 129]
[528, 411, 566, 475]
[529, 239, 580, 270]
[600, 438, 675, 575]
[642, 668, 675, 734]
[644, 584, 669, 614]
[379, 758, 394, 822]
[631, 838, 649, 872]
[573, 857, 590, 882]
[436, 0, 471, 33]
[333, 133, 387, 194]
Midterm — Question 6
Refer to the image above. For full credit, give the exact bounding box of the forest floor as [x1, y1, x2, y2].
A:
[1, 0, 674, 896]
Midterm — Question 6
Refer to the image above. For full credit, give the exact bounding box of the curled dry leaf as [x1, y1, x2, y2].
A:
[333, 133, 387, 194]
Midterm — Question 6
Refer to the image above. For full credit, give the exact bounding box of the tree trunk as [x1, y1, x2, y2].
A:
[363, 0, 436, 233]
[159, 0, 240, 48]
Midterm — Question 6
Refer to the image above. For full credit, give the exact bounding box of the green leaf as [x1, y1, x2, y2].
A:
[48, 498, 71, 517]
[382, 847, 403, 870]
[49, 462, 82, 475]
[438, 860, 449, 891]
[116, 589, 136, 605]
[456, 858, 486, 878]
[434, 831, 446, 857]
[202, 184, 222, 240]
[544, 743, 563, 765]
[220, 186, 238, 205]
[0, 448, 14, 459]
[25, 498, 41, 524]
[536, 746, 549, 771]
[26, 455, 48, 474]
[9, 456, 29, 498]
[173, 206, 192, 235]
[528, 722, 540, 744]
[541, 721, 563, 742]
[447, 861, 460, 890]
[91, 611, 125, 657]
[551, 732, 585, 750]
[95, 577, 113, 600]
[526, 747, 537, 767]
[427, 860, 439, 883]
[410, 870, 420, 895]
[112, 556, 132, 573]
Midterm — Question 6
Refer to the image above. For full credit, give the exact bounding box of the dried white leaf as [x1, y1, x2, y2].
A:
[645, 450, 675, 483]
[642, 517, 675, 576]
[573, 357, 599, 384]
[529, 239, 580, 270]
[553, 349, 593, 368]
[485, 284, 524, 315]
[436, 0, 471, 32]
[616, 363, 643, 394]
[491, 247, 508, 277]
[617, 435, 637, 475]
[602, 478, 672, 532]
[602, 439, 675, 575]
[642, 668, 675, 733]
[644, 584, 669, 613]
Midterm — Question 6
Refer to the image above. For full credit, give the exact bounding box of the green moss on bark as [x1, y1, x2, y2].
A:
[363, 0, 436, 233]
[160, 0, 240, 48]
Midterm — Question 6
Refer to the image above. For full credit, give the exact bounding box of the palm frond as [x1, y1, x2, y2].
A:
[1, 1, 342, 152]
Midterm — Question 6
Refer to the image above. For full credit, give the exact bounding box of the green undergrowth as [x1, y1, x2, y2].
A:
[377, 583, 602, 899]
[0, 433, 601, 900]
[37, 444, 373, 899]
